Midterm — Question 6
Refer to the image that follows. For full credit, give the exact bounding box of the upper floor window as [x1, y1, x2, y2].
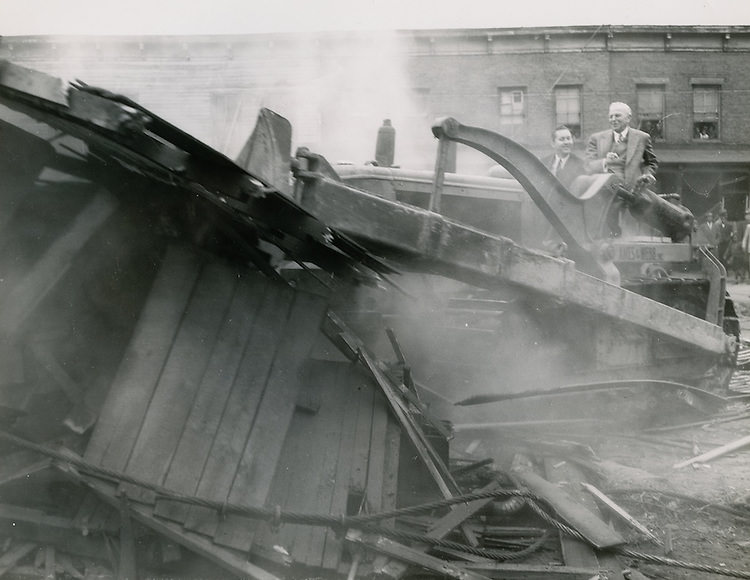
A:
[693, 85, 720, 140]
[637, 85, 665, 140]
[498, 88, 526, 125]
[554, 86, 582, 138]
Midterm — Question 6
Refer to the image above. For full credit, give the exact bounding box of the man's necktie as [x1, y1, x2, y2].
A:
[552, 157, 560, 176]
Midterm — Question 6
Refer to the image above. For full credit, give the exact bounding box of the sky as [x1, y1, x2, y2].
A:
[1, 0, 750, 36]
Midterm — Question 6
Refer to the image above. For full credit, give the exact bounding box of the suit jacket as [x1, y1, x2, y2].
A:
[541, 153, 586, 189]
[584, 128, 658, 189]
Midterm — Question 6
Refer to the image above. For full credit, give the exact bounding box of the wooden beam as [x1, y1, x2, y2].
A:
[0, 542, 36, 576]
[426, 480, 501, 539]
[325, 312, 459, 499]
[29, 343, 85, 405]
[346, 530, 491, 580]
[460, 562, 606, 580]
[0, 503, 107, 560]
[673, 434, 750, 469]
[44, 545, 55, 580]
[542, 458, 598, 570]
[118, 499, 137, 580]
[513, 469, 624, 550]
[82, 480, 281, 580]
[0, 192, 117, 338]
[580, 483, 660, 544]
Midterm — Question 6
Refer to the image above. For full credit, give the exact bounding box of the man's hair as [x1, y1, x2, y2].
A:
[609, 102, 632, 116]
[551, 125, 572, 140]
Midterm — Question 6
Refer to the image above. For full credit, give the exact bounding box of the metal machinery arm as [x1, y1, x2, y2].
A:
[430, 117, 695, 279]
[0, 62, 732, 359]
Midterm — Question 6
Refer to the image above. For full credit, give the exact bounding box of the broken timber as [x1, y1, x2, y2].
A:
[512, 469, 625, 550]
[345, 530, 491, 580]
[580, 483, 661, 544]
[673, 434, 750, 469]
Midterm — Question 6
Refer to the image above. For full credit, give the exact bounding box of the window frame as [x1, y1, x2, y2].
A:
[692, 84, 721, 141]
[636, 84, 666, 141]
[553, 85, 583, 139]
[498, 87, 527, 126]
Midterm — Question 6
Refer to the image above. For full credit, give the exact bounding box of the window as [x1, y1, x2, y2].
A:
[693, 85, 720, 140]
[637, 85, 665, 140]
[554, 86, 582, 138]
[498, 88, 526, 125]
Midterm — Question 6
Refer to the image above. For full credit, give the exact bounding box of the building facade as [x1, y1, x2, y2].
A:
[400, 26, 750, 219]
[2, 25, 750, 217]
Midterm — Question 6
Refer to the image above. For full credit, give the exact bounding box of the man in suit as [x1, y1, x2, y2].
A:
[541, 125, 586, 190]
[585, 101, 658, 190]
[585, 102, 659, 236]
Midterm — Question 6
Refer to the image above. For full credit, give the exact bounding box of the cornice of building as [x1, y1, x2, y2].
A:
[400, 24, 750, 38]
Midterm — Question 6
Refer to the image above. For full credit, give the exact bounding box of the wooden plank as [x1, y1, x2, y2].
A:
[460, 562, 605, 580]
[123, 259, 238, 493]
[543, 458, 627, 580]
[542, 458, 600, 569]
[154, 274, 268, 523]
[673, 434, 750, 469]
[84, 245, 202, 466]
[376, 479, 493, 580]
[0, 457, 50, 486]
[29, 342, 85, 404]
[0, 542, 36, 576]
[580, 482, 660, 544]
[256, 362, 337, 567]
[380, 419, 401, 516]
[0, 342, 24, 386]
[513, 468, 624, 550]
[215, 291, 329, 551]
[0, 504, 108, 560]
[349, 369, 376, 495]
[427, 480, 501, 539]
[320, 366, 370, 569]
[251, 398, 320, 561]
[183, 286, 294, 536]
[84, 480, 281, 580]
[347, 530, 491, 580]
[119, 500, 137, 580]
[291, 362, 350, 567]
[325, 313, 459, 499]
[365, 388, 391, 513]
[0, 191, 117, 338]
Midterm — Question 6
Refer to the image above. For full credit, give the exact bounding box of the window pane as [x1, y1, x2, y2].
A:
[554, 86, 581, 137]
[693, 85, 720, 139]
[694, 87, 719, 115]
[498, 88, 526, 125]
[636, 85, 665, 140]
[637, 87, 664, 117]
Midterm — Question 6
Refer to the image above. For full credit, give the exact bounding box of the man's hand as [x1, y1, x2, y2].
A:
[636, 173, 656, 187]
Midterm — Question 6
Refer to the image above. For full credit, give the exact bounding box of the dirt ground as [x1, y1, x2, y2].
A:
[581, 282, 750, 579]
[593, 404, 750, 579]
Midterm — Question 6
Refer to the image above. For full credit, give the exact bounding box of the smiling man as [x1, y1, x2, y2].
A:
[585, 101, 658, 191]
[541, 125, 585, 189]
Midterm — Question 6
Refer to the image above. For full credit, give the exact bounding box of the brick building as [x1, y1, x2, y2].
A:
[2, 25, 750, 217]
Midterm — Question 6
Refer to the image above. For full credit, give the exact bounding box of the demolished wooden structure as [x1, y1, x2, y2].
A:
[1, 58, 744, 580]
